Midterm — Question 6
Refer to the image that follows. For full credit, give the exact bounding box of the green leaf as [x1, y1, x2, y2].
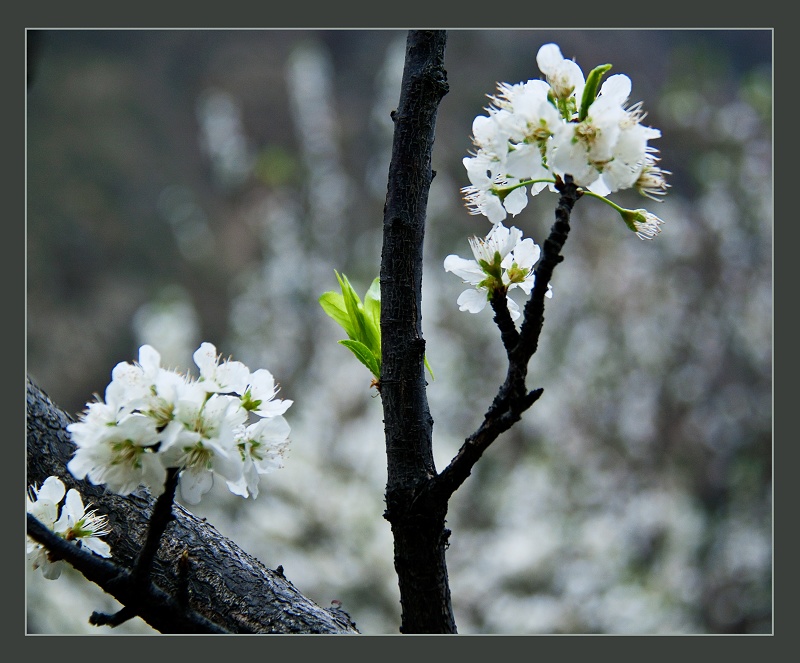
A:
[339, 339, 381, 380]
[319, 291, 355, 338]
[337, 272, 381, 355]
[579, 63, 612, 121]
[321, 272, 384, 384]
[322, 271, 435, 385]
[364, 277, 381, 336]
[336, 272, 368, 341]
[362, 277, 382, 355]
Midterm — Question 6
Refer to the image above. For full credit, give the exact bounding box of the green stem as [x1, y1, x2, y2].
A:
[580, 189, 626, 213]
[495, 177, 557, 199]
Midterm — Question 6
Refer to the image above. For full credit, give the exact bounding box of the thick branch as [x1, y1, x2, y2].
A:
[379, 30, 454, 634]
[380, 29, 448, 485]
[26, 377, 359, 634]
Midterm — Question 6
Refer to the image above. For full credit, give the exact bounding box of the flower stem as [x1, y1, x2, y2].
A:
[495, 177, 557, 199]
[580, 189, 625, 213]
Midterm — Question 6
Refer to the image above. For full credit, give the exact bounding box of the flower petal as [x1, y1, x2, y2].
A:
[456, 288, 488, 314]
[444, 255, 484, 284]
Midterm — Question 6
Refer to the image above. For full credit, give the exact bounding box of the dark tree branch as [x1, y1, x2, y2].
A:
[433, 176, 581, 500]
[516, 175, 581, 362]
[130, 467, 180, 585]
[378, 34, 578, 635]
[379, 30, 453, 634]
[490, 289, 521, 356]
[89, 466, 181, 627]
[26, 377, 359, 634]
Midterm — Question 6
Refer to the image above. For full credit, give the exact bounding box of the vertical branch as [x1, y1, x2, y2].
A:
[380, 30, 453, 633]
[381, 35, 445, 483]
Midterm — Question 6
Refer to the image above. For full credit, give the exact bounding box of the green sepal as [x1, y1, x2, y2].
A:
[339, 339, 381, 381]
[579, 63, 613, 121]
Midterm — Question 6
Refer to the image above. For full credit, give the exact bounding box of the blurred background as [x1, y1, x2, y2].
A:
[26, 29, 772, 634]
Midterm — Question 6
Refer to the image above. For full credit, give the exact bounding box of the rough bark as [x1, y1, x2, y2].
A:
[379, 29, 454, 634]
[26, 377, 359, 634]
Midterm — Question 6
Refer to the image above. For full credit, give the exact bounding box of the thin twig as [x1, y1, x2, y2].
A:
[132, 467, 180, 584]
[490, 290, 521, 356]
[434, 176, 581, 500]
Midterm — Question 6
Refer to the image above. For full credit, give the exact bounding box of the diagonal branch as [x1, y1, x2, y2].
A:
[515, 175, 581, 363]
[129, 467, 181, 586]
[88, 466, 181, 628]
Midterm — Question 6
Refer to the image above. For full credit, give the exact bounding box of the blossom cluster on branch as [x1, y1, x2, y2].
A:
[445, 43, 670, 320]
[66, 343, 292, 504]
[461, 42, 669, 226]
[444, 223, 552, 320]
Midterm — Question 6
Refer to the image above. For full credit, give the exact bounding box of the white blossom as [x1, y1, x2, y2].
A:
[27, 477, 111, 580]
[241, 369, 293, 418]
[67, 413, 166, 496]
[444, 223, 551, 321]
[536, 43, 585, 109]
[53, 489, 112, 559]
[459, 42, 668, 232]
[227, 415, 291, 499]
[461, 154, 528, 224]
[193, 342, 251, 395]
[67, 343, 292, 504]
[621, 208, 666, 240]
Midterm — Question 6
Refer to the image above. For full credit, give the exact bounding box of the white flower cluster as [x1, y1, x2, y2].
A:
[444, 223, 551, 321]
[461, 43, 669, 229]
[27, 476, 111, 579]
[67, 343, 292, 504]
[445, 43, 671, 322]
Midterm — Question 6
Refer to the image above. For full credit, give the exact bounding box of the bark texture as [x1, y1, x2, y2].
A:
[379, 29, 454, 634]
[26, 377, 359, 634]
